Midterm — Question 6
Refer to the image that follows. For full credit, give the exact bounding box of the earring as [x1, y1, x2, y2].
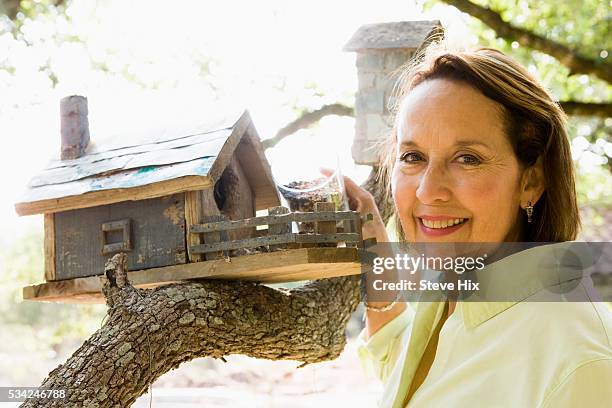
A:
[525, 200, 534, 223]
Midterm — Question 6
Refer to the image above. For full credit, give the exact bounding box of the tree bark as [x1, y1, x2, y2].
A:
[22, 254, 362, 407]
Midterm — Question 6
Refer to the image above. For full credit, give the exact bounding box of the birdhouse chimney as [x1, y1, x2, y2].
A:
[343, 21, 443, 165]
[60, 95, 90, 160]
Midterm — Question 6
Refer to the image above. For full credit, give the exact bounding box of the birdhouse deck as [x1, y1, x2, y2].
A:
[22, 204, 366, 303]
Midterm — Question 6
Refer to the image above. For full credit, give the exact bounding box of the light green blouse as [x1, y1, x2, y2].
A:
[357, 242, 612, 407]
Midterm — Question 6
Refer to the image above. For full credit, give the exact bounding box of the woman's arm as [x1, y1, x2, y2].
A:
[359, 210, 407, 338]
[322, 169, 407, 338]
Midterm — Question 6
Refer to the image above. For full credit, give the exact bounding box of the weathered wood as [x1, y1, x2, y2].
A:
[200, 187, 221, 215]
[43, 213, 56, 281]
[234, 122, 281, 209]
[354, 211, 364, 249]
[60, 95, 90, 160]
[185, 190, 203, 262]
[190, 210, 359, 233]
[201, 215, 229, 261]
[207, 111, 253, 186]
[315, 202, 337, 248]
[268, 206, 291, 250]
[101, 218, 132, 255]
[193, 232, 293, 254]
[191, 232, 360, 254]
[216, 156, 256, 241]
[15, 170, 213, 216]
[296, 233, 359, 244]
[22, 247, 362, 303]
[54, 194, 186, 280]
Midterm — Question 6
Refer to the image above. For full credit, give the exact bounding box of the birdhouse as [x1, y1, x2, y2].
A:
[17, 96, 364, 303]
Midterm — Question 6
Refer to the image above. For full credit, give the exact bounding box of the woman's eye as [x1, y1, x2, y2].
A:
[399, 152, 424, 163]
[457, 154, 481, 166]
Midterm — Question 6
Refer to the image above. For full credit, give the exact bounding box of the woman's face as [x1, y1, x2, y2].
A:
[391, 78, 526, 243]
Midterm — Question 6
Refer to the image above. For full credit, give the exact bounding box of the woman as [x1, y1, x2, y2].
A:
[344, 45, 612, 407]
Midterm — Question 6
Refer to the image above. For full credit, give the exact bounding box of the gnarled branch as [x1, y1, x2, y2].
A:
[21, 254, 361, 407]
[440, 0, 612, 83]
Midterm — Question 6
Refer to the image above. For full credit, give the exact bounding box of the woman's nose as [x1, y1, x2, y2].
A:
[415, 162, 452, 204]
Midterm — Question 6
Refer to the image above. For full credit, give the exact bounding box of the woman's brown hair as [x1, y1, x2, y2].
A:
[380, 43, 580, 242]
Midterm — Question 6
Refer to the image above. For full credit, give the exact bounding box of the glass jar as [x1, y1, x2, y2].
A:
[277, 163, 348, 233]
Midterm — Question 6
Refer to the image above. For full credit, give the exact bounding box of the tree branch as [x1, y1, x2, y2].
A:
[440, 0, 612, 83]
[22, 254, 362, 407]
[262, 103, 354, 150]
[559, 101, 612, 118]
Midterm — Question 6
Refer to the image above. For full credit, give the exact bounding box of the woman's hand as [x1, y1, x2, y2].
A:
[320, 168, 389, 243]
[321, 168, 404, 338]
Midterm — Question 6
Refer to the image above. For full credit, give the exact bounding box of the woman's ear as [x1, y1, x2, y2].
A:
[519, 156, 546, 208]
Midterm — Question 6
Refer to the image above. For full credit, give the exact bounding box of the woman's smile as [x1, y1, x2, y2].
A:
[417, 215, 470, 237]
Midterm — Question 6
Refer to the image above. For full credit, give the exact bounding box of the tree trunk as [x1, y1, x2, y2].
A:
[22, 168, 391, 408]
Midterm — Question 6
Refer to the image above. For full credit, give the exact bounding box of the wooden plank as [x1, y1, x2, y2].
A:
[44, 213, 56, 281]
[268, 206, 290, 250]
[15, 171, 213, 216]
[54, 193, 186, 280]
[192, 232, 295, 254]
[234, 121, 281, 210]
[206, 111, 252, 184]
[185, 190, 203, 262]
[296, 233, 359, 243]
[191, 232, 360, 254]
[22, 247, 362, 303]
[201, 188, 221, 215]
[315, 202, 337, 248]
[245, 263, 357, 283]
[201, 215, 229, 261]
[190, 211, 358, 233]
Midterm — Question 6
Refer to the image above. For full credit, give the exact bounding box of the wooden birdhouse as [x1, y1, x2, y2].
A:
[17, 96, 364, 303]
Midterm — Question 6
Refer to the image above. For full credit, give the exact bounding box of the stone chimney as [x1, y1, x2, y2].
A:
[343, 21, 443, 165]
[60, 95, 90, 160]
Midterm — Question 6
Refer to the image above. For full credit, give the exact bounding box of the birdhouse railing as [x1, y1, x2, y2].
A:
[189, 202, 365, 260]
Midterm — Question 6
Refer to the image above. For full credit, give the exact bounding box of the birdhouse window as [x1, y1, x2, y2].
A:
[101, 219, 132, 255]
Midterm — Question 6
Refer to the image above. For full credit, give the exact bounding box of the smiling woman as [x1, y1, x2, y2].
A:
[383, 46, 579, 244]
[344, 43, 612, 407]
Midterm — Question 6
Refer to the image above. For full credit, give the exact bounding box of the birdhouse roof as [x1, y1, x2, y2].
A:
[343, 20, 443, 52]
[15, 110, 280, 216]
